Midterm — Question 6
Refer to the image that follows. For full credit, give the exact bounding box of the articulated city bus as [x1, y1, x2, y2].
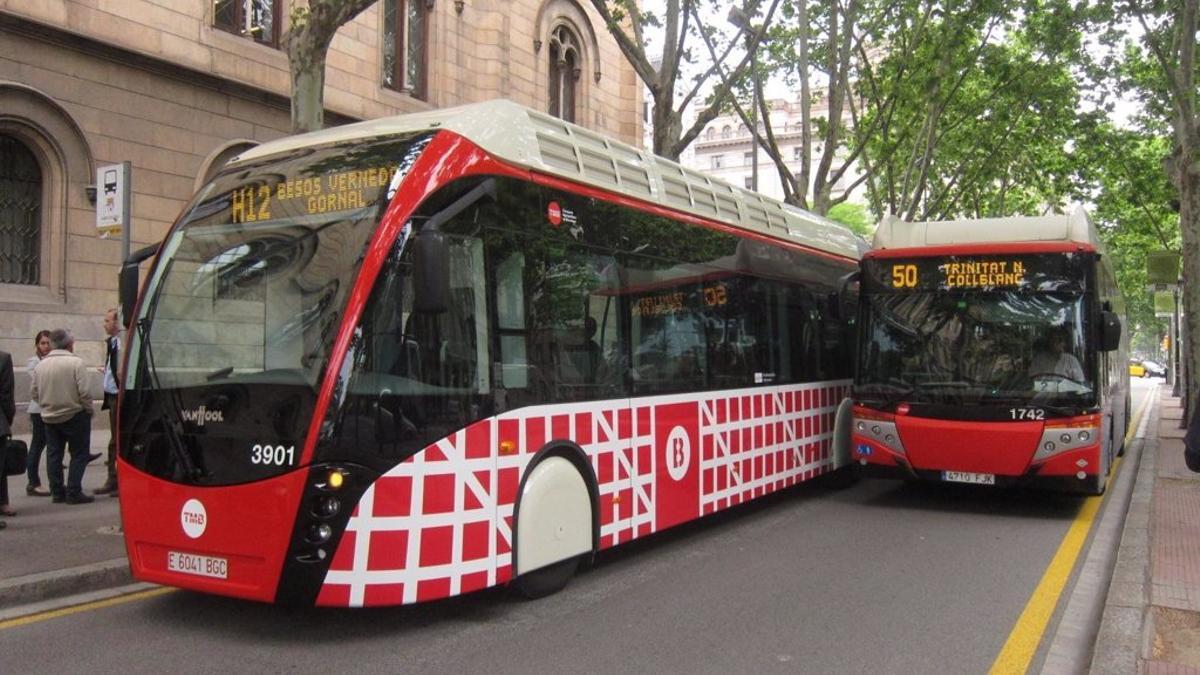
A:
[116, 100, 865, 606]
[851, 209, 1128, 495]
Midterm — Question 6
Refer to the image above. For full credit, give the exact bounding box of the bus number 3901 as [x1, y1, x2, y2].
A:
[251, 444, 296, 466]
[1009, 408, 1045, 420]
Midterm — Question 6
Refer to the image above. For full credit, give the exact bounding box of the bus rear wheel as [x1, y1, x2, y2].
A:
[818, 465, 860, 490]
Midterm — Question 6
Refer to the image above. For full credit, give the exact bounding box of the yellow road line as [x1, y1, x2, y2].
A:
[987, 389, 1151, 674]
[0, 587, 176, 631]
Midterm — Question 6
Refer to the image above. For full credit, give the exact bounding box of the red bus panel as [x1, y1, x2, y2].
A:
[894, 416, 1043, 475]
[121, 464, 307, 601]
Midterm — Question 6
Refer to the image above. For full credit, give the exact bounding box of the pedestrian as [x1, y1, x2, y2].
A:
[1185, 402, 1200, 472]
[95, 308, 120, 496]
[0, 346, 15, 525]
[31, 328, 94, 504]
[24, 329, 52, 497]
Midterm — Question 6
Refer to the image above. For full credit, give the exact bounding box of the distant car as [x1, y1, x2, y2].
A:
[1129, 361, 1147, 378]
[1142, 360, 1167, 378]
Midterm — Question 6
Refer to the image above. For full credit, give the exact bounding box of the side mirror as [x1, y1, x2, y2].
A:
[412, 230, 450, 314]
[120, 243, 161, 328]
[832, 270, 860, 321]
[1100, 310, 1122, 352]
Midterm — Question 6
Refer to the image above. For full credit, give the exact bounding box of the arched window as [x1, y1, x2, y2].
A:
[706, 127, 716, 141]
[197, 141, 260, 190]
[721, 125, 732, 139]
[738, 123, 748, 136]
[548, 25, 581, 123]
[0, 135, 42, 285]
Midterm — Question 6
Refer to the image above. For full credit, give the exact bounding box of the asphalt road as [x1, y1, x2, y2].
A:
[2, 379, 1155, 674]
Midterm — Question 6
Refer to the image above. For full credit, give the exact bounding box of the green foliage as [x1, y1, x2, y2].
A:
[826, 202, 874, 236]
[856, 0, 1088, 221]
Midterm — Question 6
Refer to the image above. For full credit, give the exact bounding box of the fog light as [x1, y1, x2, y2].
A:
[1060, 433, 1072, 444]
[856, 421, 865, 431]
[871, 425, 882, 435]
[1079, 430, 1091, 442]
[885, 434, 895, 444]
[308, 523, 333, 544]
[315, 496, 341, 518]
[1044, 441, 1056, 452]
[328, 469, 345, 490]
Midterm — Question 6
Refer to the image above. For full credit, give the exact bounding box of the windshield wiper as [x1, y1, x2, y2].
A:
[136, 318, 200, 482]
[854, 381, 915, 409]
[206, 366, 234, 382]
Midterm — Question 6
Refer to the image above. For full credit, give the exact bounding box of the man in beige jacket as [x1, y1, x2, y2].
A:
[31, 329, 94, 504]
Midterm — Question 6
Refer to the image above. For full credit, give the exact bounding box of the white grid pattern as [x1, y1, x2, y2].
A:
[318, 379, 850, 606]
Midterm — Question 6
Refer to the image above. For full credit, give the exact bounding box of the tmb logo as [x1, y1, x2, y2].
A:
[181, 498, 207, 539]
[181, 405, 224, 427]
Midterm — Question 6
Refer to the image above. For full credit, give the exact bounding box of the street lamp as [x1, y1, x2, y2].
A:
[728, 6, 759, 192]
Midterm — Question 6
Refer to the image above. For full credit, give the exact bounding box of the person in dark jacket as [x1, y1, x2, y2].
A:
[1185, 402, 1200, 472]
[0, 349, 16, 526]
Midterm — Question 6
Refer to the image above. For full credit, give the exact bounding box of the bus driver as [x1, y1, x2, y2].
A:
[1029, 330, 1084, 381]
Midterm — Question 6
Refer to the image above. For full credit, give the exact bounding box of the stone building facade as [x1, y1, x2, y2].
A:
[0, 0, 642, 401]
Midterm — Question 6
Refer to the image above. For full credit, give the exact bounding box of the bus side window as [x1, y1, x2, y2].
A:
[495, 251, 528, 390]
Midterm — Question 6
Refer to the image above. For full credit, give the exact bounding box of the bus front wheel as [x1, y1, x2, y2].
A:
[512, 455, 594, 599]
[514, 556, 581, 599]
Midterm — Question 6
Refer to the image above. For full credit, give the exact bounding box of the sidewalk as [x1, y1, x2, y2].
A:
[0, 427, 129, 609]
[1093, 387, 1200, 674]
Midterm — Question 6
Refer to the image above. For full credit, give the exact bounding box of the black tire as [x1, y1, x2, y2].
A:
[1118, 392, 1131, 457]
[817, 465, 860, 490]
[513, 555, 580, 600]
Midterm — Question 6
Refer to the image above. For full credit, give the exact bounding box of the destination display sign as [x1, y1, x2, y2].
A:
[632, 282, 729, 317]
[863, 254, 1089, 293]
[229, 165, 396, 225]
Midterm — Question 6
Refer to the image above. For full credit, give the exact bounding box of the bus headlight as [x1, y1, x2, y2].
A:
[1034, 418, 1100, 463]
[307, 523, 333, 544]
[314, 496, 340, 519]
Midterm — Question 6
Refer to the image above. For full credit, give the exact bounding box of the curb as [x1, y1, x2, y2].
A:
[1039, 384, 1155, 674]
[0, 558, 132, 610]
[1089, 392, 1161, 674]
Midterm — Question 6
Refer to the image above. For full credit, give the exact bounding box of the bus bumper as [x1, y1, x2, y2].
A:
[852, 439, 1103, 493]
[119, 462, 308, 603]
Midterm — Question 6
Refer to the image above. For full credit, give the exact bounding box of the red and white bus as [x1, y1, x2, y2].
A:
[850, 209, 1129, 495]
[117, 100, 865, 606]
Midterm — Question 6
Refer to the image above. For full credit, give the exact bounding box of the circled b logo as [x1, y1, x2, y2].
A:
[665, 426, 691, 482]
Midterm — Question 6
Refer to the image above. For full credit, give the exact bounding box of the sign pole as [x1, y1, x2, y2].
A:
[120, 160, 131, 263]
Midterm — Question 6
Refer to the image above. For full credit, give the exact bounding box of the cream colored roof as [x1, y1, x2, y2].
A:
[872, 207, 1106, 256]
[232, 99, 863, 261]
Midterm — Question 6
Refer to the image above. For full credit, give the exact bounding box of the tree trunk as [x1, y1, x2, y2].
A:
[285, 1, 379, 134]
[1178, 150, 1200, 422]
[290, 31, 329, 134]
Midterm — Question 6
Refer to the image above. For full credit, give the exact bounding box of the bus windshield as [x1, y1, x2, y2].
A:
[857, 290, 1094, 408]
[128, 133, 431, 392]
